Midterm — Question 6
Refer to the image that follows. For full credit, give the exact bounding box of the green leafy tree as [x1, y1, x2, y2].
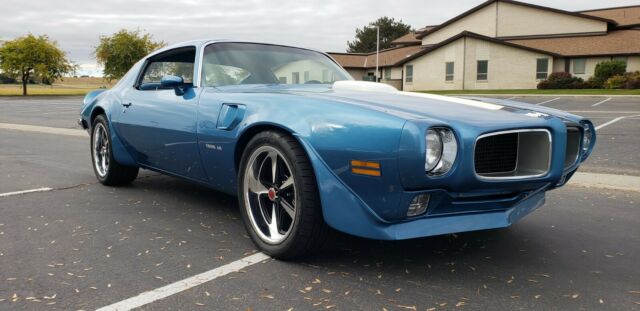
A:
[0, 34, 75, 95]
[95, 29, 165, 81]
[347, 17, 412, 53]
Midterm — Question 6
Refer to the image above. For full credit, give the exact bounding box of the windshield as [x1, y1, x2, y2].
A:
[201, 42, 351, 87]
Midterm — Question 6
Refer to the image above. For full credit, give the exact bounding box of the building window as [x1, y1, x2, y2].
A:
[292, 72, 300, 84]
[572, 58, 586, 74]
[303, 71, 310, 82]
[405, 65, 413, 83]
[445, 62, 454, 81]
[278, 77, 287, 84]
[612, 56, 628, 63]
[477, 60, 488, 81]
[385, 68, 391, 80]
[536, 58, 549, 80]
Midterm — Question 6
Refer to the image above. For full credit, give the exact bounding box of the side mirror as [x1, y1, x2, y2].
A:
[160, 75, 185, 96]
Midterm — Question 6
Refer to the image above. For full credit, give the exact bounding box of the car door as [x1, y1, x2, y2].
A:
[113, 46, 207, 181]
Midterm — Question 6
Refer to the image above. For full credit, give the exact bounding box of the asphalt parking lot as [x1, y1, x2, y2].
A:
[0, 95, 639, 310]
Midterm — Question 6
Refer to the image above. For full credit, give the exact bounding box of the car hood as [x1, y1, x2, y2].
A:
[215, 84, 576, 126]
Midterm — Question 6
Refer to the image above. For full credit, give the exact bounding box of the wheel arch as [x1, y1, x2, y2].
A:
[90, 106, 106, 127]
[234, 123, 302, 172]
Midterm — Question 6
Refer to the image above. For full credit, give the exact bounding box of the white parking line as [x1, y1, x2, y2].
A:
[592, 98, 612, 107]
[505, 96, 517, 100]
[595, 114, 640, 131]
[96, 252, 270, 311]
[0, 123, 86, 137]
[535, 97, 561, 106]
[0, 187, 53, 198]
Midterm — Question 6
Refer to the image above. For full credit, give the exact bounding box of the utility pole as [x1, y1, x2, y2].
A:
[376, 25, 380, 82]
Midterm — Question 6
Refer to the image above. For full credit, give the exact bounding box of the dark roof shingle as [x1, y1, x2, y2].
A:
[508, 29, 640, 57]
[580, 5, 640, 27]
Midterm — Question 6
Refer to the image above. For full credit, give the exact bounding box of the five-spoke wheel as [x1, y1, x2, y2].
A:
[244, 146, 297, 244]
[90, 115, 139, 186]
[238, 131, 330, 259]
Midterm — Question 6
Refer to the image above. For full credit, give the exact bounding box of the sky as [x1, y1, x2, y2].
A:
[1, 0, 637, 76]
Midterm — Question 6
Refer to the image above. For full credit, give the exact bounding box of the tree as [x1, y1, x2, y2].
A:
[0, 34, 75, 95]
[347, 17, 412, 53]
[95, 29, 165, 81]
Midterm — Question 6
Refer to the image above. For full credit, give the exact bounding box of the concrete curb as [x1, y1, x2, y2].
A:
[569, 172, 640, 193]
[447, 94, 640, 97]
[0, 122, 87, 137]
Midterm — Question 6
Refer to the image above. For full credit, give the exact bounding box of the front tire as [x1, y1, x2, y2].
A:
[91, 115, 139, 186]
[238, 131, 329, 259]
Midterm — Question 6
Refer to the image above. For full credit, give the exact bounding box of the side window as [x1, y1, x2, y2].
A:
[445, 62, 454, 81]
[572, 58, 586, 74]
[405, 65, 413, 83]
[138, 47, 196, 90]
[536, 58, 549, 80]
[477, 60, 488, 81]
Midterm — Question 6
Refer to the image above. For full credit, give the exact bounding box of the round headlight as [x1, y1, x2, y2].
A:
[582, 125, 592, 155]
[425, 128, 458, 175]
[425, 129, 442, 172]
[435, 129, 458, 175]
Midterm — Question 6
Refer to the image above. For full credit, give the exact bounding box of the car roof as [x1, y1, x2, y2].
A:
[147, 39, 328, 59]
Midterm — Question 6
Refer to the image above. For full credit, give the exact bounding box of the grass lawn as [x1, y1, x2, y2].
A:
[0, 77, 113, 96]
[420, 89, 640, 95]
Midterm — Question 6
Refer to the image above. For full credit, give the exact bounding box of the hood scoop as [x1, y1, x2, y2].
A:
[332, 81, 398, 93]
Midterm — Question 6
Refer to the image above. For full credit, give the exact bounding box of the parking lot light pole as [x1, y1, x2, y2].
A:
[376, 26, 379, 82]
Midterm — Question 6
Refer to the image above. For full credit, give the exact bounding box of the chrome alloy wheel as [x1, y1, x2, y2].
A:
[243, 146, 297, 244]
[92, 123, 110, 177]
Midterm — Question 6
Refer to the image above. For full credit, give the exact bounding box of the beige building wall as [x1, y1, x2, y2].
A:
[463, 37, 553, 89]
[628, 56, 640, 72]
[422, 3, 497, 45]
[568, 56, 640, 79]
[274, 60, 341, 83]
[568, 57, 609, 80]
[404, 37, 553, 91]
[496, 2, 608, 37]
[422, 2, 608, 46]
[382, 67, 403, 80]
[404, 38, 465, 91]
[381, 67, 404, 90]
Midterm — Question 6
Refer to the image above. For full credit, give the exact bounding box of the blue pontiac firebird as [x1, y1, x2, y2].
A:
[79, 40, 595, 258]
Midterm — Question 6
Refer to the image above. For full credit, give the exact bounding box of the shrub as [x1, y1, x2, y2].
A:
[537, 72, 584, 89]
[593, 60, 627, 87]
[624, 71, 640, 89]
[0, 73, 16, 84]
[604, 75, 627, 89]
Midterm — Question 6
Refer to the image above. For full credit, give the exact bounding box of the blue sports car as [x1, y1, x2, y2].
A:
[79, 40, 595, 258]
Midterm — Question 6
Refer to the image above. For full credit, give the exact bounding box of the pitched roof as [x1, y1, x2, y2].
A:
[391, 26, 438, 46]
[328, 45, 426, 69]
[395, 31, 558, 66]
[390, 32, 421, 46]
[507, 29, 640, 57]
[416, 0, 617, 39]
[580, 5, 640, 28]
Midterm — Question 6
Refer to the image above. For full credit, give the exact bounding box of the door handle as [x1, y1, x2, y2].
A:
[122, 102, 132, 108]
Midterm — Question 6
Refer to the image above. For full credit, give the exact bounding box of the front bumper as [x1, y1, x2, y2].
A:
[301, 135, 552, 240]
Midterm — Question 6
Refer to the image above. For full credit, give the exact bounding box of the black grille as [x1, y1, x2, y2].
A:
[475, 133, 518, 174]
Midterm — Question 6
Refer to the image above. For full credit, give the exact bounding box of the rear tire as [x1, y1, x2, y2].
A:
[91, 115, 139, 186]
[238, 131, 330, 259]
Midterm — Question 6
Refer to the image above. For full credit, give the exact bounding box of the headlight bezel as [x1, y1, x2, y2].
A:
[425, 127, 458, 176]
[580, 121, 595, 160]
